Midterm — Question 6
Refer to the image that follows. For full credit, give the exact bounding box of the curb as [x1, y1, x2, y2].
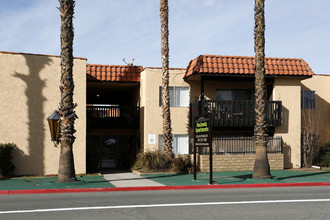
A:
[1, 182, 330, 195]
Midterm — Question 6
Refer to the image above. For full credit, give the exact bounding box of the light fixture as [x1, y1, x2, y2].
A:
[47, 110, 60, 144]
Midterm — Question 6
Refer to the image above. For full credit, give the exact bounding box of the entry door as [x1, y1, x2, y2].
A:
[101, 137, 118, 169]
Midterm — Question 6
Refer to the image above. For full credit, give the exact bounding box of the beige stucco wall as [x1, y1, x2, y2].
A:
[188, 79, 254, 102]
[301, 75, 330, 142]
[0, 52, 86, 175]
[273, 78, 302, 168]
[140, 68, 189, 151]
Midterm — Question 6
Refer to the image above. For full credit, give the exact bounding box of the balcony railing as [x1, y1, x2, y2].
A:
[199, 136, 282, 155]
[190, 100, 282, 128]
[87, 105, 140, 129]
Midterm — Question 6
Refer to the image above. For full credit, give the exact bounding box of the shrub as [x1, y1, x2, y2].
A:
[172, 155, 193, 173]
[315, 141, 330, 167]
[0, 143, 16, 176]
[133, 150, 193, 173]
[133, 150, 172, 172]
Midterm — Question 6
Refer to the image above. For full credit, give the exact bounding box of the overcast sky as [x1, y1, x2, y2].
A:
[1, 0, 329, 74]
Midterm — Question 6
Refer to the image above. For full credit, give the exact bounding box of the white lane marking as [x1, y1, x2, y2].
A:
[1, 199, 330, 214]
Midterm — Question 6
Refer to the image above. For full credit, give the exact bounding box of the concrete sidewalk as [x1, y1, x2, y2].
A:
[102, 171, 164, 187]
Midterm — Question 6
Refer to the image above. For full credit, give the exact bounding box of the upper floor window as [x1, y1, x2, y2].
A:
[301, 91, 316, 109]
[159, 86, 189, 107]
[216, 89, 253, 101]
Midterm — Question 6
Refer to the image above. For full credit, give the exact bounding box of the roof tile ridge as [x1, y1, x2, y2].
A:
[184, 60, 194, 77]
[299, 58, 315, 75]
[194, 55, 204, 73]
[265, 57, 302, 61]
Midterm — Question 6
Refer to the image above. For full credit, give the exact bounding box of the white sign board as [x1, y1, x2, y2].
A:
[148, 134, 156, 145]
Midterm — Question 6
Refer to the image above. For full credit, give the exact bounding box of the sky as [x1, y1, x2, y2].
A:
[1, 0, 330, 74]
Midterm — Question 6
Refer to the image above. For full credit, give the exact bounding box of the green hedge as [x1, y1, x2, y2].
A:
[0, 143, 16, 176]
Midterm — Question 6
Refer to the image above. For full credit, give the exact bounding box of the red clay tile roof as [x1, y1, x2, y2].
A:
[184, 55, 314, 78]
[87, 64, 143, 82]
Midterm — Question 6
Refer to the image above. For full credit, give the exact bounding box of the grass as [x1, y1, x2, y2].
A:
[0, 174, 114, 190]
[141, 169, 330, 186]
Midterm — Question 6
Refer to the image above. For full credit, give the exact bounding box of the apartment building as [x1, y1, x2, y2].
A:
[1, 51, 329, 175]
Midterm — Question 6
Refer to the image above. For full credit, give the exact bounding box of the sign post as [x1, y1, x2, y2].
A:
[193, 138, 197, 180]
[193, 114, 213, 184]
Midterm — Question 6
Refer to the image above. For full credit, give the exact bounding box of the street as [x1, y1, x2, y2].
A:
[1, 186, 330, 219]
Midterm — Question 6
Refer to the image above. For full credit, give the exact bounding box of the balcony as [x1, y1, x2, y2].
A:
[190, 100, 282, 128]
[87, 105, 140, 130]
[199, 136, 282, 155]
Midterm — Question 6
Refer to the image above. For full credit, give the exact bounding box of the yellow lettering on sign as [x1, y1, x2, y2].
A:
[195, 127, 209, 134]
[196, 122, 208, 128]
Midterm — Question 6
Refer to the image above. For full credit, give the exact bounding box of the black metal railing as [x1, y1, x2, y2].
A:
[87, 105, 140, 129]
[190, 100, 282, 127]
[199, 136, 282, 155]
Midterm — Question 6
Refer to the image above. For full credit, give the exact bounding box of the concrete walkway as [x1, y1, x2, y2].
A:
[102, 171, 165, 187]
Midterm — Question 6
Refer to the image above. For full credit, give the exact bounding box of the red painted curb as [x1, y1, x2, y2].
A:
[0, 190, 9, 195]
[1, 182, 330, 195]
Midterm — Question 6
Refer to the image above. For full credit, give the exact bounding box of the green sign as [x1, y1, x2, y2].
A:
[194, 116, 211, 147]
[193, 114, 213, 184]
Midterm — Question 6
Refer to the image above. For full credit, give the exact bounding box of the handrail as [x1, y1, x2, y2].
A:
[86, 105, 140, 129]
[190, 100, 282, 127]
[199, 136, 283, 155]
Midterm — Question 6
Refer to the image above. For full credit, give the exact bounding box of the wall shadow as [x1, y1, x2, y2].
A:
[283, 141, 293, 168]
[10, 145, 29, 177]
[276, 106, 289, 134]
[139, 106, 145, 152]
[277, 170, 330, 180]
[13, 55, 51, 175]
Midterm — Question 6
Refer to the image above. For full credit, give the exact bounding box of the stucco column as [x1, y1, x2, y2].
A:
[273, 78, 301, 168]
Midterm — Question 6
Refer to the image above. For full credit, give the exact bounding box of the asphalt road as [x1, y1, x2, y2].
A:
[1, 186, 330, 220]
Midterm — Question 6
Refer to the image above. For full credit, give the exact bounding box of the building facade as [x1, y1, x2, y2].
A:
[1, 51, 329, 175]
[0, 51, 86, 175]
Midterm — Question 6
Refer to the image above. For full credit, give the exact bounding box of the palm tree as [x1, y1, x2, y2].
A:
[160, 0, 173, 155]
[58, 0, 77, 182]
[252, 0, 271, 179]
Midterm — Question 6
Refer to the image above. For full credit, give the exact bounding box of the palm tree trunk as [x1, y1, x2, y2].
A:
[253, 0, 271, 179]
[58, 0, 77, 182]
[160, 0, 173, 155]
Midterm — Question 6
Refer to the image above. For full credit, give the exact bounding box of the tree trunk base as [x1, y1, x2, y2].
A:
[252, 174, 272, 179]
[253, 153, 271, 179]
[57, 177, 77, 183]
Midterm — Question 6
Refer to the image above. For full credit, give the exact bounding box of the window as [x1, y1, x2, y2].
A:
[301, 91, 316, 109]
[158, 134, 189, 155]
[216, 89, 252, 101]
[159, 86, 189, 107]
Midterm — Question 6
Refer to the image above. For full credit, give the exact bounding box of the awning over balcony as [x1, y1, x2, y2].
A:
[184, 55, 314, 79]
